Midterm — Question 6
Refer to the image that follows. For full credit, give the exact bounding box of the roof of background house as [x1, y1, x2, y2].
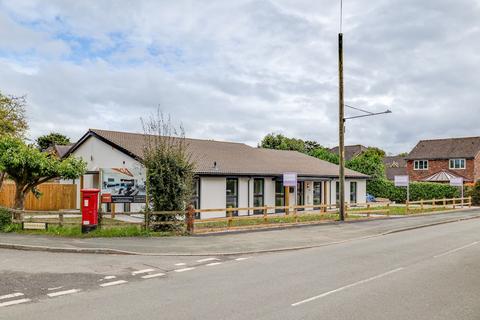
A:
[330, 145, 368, 161]
[407, 137, 480, 160]
[46, 144, 73, 158]
[383, 155, 407, 180]
[66, 129, 368, 178]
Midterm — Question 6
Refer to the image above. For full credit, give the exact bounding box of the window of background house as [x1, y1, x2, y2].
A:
[253, 178, 264, 214]
[350, 181, 357, 204]
[297, 181, 304, 210]
[226, 178, 238, 216]
[313, 182, 322, 207]
[449, 159, 466, 169]
[414, 160, 429, 170]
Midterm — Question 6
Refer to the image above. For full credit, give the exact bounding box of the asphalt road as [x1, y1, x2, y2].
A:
[2, 217, 480, 319]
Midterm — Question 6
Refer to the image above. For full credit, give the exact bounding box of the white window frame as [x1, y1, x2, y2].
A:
[449, 158, 466, 170]
[414, 160, 429, 170]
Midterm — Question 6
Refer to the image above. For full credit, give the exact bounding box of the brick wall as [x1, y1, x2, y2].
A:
[407, 159, 475, 181]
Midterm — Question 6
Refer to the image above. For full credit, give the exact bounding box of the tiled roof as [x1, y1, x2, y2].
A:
[68, 129, 368, 178]
[330, 145, 368, 161]
[407, 137, 480, 160]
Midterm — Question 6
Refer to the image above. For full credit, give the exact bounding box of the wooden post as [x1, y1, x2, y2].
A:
[263, 207, 268, 224]
[432, 198, 436, 209]
[443, 198, 446, 208]
[420, 199, 424, 211]
[145, 211, 150, 231]
[227, 209, 233, 229]
[338, 32, 346, 222]
[453, 198, 456, 209]
[186, 205, 195, 235]
[386, 203, 390, 216]
[294, 207, 298, 223]
[59, 212, 64, 228]
[406, 200, 409, 214]
[111, 203, 116, 219]
[285, 186, 290, 215]
[367, 204, 370, 217]
[469, 196, 472, 208]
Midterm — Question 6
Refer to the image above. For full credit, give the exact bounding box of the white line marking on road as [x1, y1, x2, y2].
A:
[174, 267, 195, 273]
[47, 289, 81, 298]
[174, 263, 186, 266]
[132, 269, 155, 275]
[141, 273, 166, 279]
[434, 241, 479, 258]
[104, 275, 116, 280]
[0, 298, 31, 308]
[99, 280, 128, 287]
[291, 267, 404, 307]
[0, 293, 24, 300]
[235, 257, 249, 261]
[206, 262, 222, 267]
[196, 258, 219, 263]
[47, 286, 63, 291]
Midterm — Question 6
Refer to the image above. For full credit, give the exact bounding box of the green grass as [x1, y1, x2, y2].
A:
[2, 223, 176, 238]
[347, 205, 451, 216]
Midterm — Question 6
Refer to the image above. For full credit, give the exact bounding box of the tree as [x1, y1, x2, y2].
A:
[346, 147, 386, 179]
[36, 132, 71, 151]
[0, 136, 86, 209]
[309, 147, 339, 164]
[469, 181, 480, 206]
[0, 93, 29, 191]
[142, 112, 195, 231]
[259, 133, 306, 153]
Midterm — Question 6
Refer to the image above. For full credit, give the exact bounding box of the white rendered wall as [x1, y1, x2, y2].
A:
[199, 177, 226, 219]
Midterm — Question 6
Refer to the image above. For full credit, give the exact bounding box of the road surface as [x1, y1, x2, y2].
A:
[1, 216, 480, 319]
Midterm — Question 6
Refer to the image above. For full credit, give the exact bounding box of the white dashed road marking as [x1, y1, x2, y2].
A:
[174, 267, 195, 273]
[434, 241, 479, 258]
[104, 276, 117, 280]
[291, 267, 404, 307]
[0, 293, 24, 300]
[132, 269, 155, 276]
[235, 257, 249, 261]
[141, 273, 166, 279]
[47, 289, 81, 298]
[196, 258, 219, 263]
[100, 280, 128, 287]
[206, 262, 222, 267]
[174, 263, 186, 266]
[47, 286, 63, 291]
[0, 298, 31, 308]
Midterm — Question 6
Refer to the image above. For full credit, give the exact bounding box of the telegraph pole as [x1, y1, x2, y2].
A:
[338, 32, 346, 221]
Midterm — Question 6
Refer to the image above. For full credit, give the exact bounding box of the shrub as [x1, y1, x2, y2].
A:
[367, 179, 460, 203]
[0, 207, 12, 230]
[468, 181, 480, 206]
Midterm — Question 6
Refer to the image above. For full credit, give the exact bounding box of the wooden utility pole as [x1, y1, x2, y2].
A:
[338, 32, 346, 221]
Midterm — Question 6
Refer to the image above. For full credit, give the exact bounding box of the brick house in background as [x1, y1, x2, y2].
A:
[406, 137, 480, 184]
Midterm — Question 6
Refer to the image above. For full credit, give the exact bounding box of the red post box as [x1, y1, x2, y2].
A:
[81, 189, 100, 233]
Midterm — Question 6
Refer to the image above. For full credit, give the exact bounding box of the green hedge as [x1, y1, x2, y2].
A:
[0, 207, 12, 230]
[367, 179, 460, 203]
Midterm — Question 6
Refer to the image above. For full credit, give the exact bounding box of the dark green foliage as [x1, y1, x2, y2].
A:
[367, 179, 460, 203]
[0, 207, 12, 230]
[36, 132, 71, 151]
[309, 147, 339, 164]
[143, 113, 194, 231]
[468, 181, 480, 206]
[346, 148, 386, 179]
[259, 133, 306, 153]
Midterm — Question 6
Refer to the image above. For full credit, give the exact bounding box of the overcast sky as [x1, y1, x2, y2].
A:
[0, 0, 479, 154]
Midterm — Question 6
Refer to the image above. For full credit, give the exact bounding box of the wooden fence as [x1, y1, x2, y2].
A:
[0, 182, 77, 211]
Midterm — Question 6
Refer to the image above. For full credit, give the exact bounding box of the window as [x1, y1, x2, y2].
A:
[336, 181, 340, 205]
[226, 178, 238, 216]
[350, 181, 357, 204]
[297, 181, 304, 210]
[253, 178, 264, 214]
[124, 203, 131, 213]
[192, 178, 200, 219]
[313, 182, 322, 206]
[275, 180, 285, 213]
[449, 159, 466, 170]
[414, 160, 428, 170]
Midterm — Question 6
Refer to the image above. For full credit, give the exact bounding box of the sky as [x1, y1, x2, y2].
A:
[0, 0, 479, 154]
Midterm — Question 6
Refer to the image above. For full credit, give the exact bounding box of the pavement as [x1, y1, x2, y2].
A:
[0, 208, 479, 256]
[2, 208, 480, 319]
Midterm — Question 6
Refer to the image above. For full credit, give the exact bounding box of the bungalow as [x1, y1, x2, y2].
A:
[65, 129, 368, 219]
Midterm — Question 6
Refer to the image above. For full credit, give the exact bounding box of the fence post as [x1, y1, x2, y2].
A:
[186, 205, 195, 235]
[59, 212, 64, 228]
[420, 199, 424, 211]
[345, 202, 349, 219]
[386, 203, 390, 216]
[145, 211, 150, 231]
[263, 207, 268, 224]
[227, 209, 233, 229]
[406, 201, 409, 214]
[469, 196, 472, 208]
[294, 206, 298, 223]
[367, 204, 370, 217]
[443, 198, 446, 208]
[453, 198, 456, 209]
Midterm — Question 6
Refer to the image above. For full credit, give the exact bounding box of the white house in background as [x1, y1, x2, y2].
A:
[64, 129, 368, 219]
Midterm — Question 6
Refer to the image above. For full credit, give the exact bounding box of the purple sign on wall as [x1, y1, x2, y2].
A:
[283, 172, 298, 187]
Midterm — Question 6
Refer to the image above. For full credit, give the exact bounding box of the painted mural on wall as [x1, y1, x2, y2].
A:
[100, 167, 146, 203]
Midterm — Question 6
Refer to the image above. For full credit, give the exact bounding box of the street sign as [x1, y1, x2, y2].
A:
[450, 177, 463, 186]
[394, 175, 409, 187]
[283, 172, 297, 187]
